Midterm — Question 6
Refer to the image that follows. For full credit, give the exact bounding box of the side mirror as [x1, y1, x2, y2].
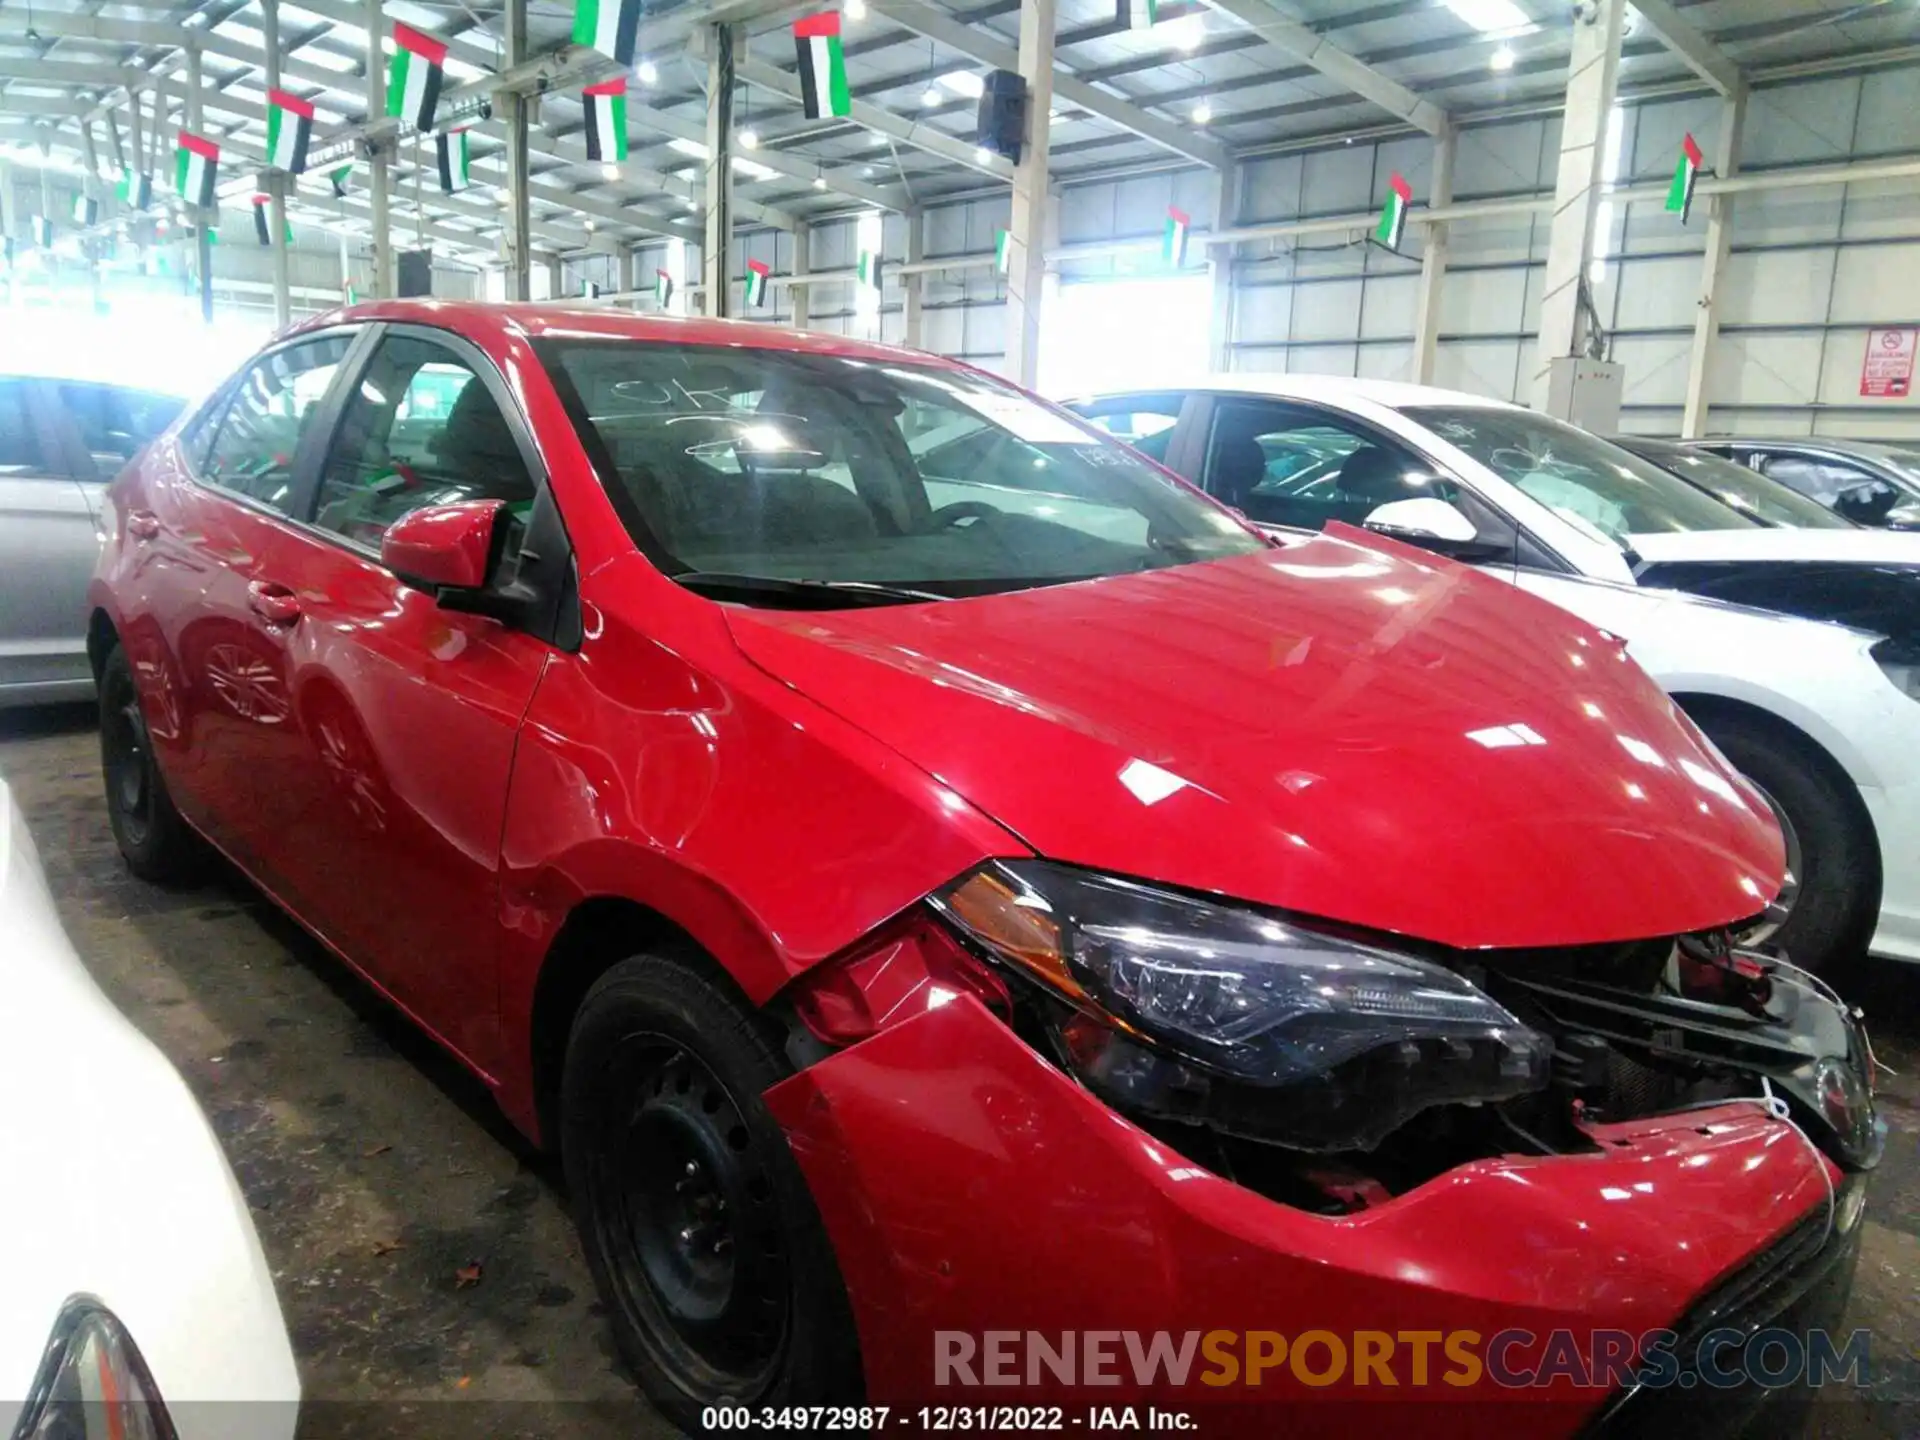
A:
[381, 499, 505, 593]
[1364, 496, 1480, 544]
[1835, 482, 1899, 525]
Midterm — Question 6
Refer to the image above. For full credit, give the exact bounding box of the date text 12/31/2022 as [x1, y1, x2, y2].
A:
[700, 1408, 1198, 1432]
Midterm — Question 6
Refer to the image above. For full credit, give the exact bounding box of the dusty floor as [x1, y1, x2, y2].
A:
[2, 701, 1917, 1439]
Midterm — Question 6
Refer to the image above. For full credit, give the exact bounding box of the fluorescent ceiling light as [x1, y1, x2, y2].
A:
[732, 157, 778, 181]
[1166, 13, 1206, 50]
[667, 137, 710, 160]
[937, 70, 985, 99]
[443, 55, 489, 80]
[1440, 0, 1530, 32]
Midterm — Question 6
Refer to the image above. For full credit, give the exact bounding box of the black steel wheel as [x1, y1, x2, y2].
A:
[97, 643, 207, 884]
[561, 954, 862, 1428]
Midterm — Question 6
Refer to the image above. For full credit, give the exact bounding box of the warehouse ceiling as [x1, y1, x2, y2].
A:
[0, 0, 1912, 265]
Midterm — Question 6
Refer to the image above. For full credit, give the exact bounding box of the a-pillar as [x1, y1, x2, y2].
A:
[1681, 83, 1746, 438]
[1002, 0, 1055, 388]
[1529, 0, 1626, 411]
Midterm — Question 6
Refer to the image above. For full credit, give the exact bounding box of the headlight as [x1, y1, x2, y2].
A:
[16, 1300, 175, 1440]
[1871, 637, 1920, 702]
[930, 861, 1550, 1152]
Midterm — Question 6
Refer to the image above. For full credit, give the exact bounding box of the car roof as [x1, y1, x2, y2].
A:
[1074, 373, 1520, 413]
[285, 299, 960, 372]
[0, 372, 185, 398]
[1698, 436, 1918, 461]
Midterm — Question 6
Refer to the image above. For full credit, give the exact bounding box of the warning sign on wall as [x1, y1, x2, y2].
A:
[1861, 328, 1917, 398]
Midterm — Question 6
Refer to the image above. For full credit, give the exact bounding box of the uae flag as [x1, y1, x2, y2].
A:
[387, 23, 448, 133]
[1130, 0, 1158, 28]
[266, 89, 315, 174]
[1666, 132, 1704, 222]
[251, 194, 292, 246]
[175, 130, 220, 208]
[436, 130, 472, 194]
[581, 280, 603, 299]
[1162, 206, 1189, 266]
[31, 216, 53, 248]
[856, 247, 882, 291]
[328, 161, 353, 199]
[994, 227, 1011, 275]
[72, 194, 99, 227]
[583, 77, 629, 163]
[793, 13, 851, 121]
[744, 258, 770, 306]
[1373, 171, 1412, 252]
[654, 269, 674, 307]
[572, 0, 643, 67]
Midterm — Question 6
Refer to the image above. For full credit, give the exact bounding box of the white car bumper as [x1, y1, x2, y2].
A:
[1862, 776, 1920, 963]
[0, 784, 300, 1439]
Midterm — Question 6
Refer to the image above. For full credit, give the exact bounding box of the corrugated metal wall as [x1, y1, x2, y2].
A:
[680, 61, 1920, 441]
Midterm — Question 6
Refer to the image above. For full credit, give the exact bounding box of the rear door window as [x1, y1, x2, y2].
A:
[57, 382, 185, 474]
[0, 379, 49, 475]
[202, 335, 355, 515]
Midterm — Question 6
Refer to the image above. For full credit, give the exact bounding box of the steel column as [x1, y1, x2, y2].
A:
[500, 0, 532, 300]
[1207, 161, 1242, 373]
[1003, 0, 1056, 388]
[364, 0, 393, 297]
[704, 24, 736, 317]
[1412, 122, 1456, 385]
[1529, 0, 1625, 409]
[903, 210, 925, 349]
[790, 219, 810, 330]
[185, 46, 212, 323]
[262, 0, 292, 328]
[1681, 84, 1746, 438]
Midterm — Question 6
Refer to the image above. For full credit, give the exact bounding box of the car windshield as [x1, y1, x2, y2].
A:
[537, 340, 1263, 601]
[1402, 405, 1760, 547]
[1629, 444, 1852, 529]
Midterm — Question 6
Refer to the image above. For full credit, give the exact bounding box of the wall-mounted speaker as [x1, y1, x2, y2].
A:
[976, 69, 1027, 165]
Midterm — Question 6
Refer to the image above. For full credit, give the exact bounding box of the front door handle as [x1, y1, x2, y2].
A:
[126, 510, 161, 540]
[248, 580, 302, 625]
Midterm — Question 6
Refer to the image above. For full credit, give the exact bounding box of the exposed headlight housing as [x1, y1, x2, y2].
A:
[16, 1300, 175, 1440]
[1871, 637, 1920, 702]
[929, 861, 1551, 1152]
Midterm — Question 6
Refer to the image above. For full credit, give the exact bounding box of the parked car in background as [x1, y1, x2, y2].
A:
[1070, 377, 1920, 972]
[1692, 437, 1920, 529]
[0, 776, 299, 1439]
[88, 302, 1876, 1433]
[1613, 435, 1856, 530]
[0, 373, 184, 707]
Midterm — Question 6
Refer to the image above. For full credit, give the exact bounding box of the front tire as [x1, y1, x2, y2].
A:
[561, 954, 862, 1429]
[1696, 712, 1877, 974]
[98, 643, 209, 884]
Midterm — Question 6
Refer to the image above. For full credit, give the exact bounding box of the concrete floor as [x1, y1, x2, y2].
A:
[2, 701, 1917, 1439]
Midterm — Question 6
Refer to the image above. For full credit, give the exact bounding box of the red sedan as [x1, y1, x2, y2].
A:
[88, 302, 1877, 1435]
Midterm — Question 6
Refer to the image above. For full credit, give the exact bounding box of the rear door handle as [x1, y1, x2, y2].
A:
[248, 580, 302, 625]
[126, 510, 160, 540]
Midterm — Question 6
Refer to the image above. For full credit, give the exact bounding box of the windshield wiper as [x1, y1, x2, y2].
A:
[671, 571, 952, 606]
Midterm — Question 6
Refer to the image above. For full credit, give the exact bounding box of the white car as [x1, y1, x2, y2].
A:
[1065, 377, 1920, 974]
[0, 778, 299, 1438]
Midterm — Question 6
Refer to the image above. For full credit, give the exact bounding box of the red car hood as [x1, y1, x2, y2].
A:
[726, 537, 1784, 951]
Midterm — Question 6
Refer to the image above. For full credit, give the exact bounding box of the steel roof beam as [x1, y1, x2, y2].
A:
[1630, 0, 1742, 96]
[861, 0, 1228, 169]
[1201, 0, 1447, 136]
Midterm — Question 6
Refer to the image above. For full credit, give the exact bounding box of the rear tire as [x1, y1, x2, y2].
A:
[98, 642, 209, 884]
[560, 954, 862, 1430]
[1695, 712, 1877, 974]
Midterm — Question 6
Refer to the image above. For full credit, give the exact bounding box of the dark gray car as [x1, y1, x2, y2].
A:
[0, 376, 183, 706]
[1690, 437, 1920, 529]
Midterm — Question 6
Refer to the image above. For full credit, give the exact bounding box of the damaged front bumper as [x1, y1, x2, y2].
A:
[765, 993, 1859, 1439]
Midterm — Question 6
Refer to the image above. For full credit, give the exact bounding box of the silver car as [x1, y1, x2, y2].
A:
[0, 375, 184, 706]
